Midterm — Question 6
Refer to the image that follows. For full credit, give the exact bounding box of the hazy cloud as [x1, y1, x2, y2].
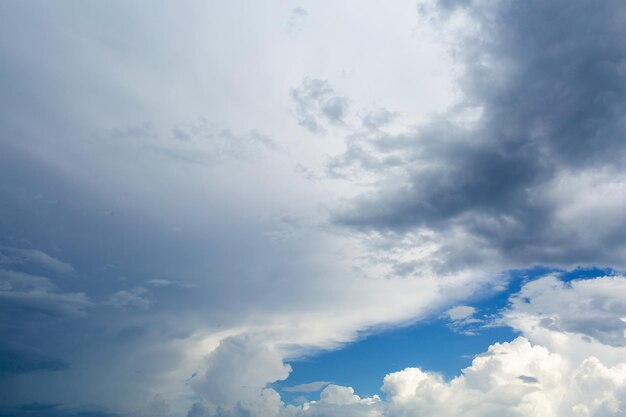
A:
[287, 7, 309, 36]
[107, 287, 150, 311]
[0, 248, 75, 275]
[0, 269, 91, 317]
[291, 79, 350, 134]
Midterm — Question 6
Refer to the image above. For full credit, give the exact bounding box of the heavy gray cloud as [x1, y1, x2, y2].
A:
[334, 0, 626, 270]
[0, 404, 120, 417]
[0, 342, 69, 374]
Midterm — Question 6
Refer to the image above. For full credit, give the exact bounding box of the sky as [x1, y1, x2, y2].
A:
[1, 1, 626, 416]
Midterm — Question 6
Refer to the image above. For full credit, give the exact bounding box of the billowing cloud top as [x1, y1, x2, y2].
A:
[1, 0, 625, 416]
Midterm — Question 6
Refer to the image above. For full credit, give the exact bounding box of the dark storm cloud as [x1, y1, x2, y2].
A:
[0, 405, 120, 417]
[0, 342, 68, 374]
[18, 404, 63, 412]
[291, 78, 350, 134]
[334, 0, 626, 269]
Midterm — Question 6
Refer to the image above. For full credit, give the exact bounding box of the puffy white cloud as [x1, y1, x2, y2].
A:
[383, 338, 564, 417]
[182, 275, 626, 417]
[192, 334, 291, 407]
[380, 276, 626, 417]
[298, 385, 382, 417]
[381, 336, 626, 417]
[318, 385, 379, 406]
[377, 275, 626, 417]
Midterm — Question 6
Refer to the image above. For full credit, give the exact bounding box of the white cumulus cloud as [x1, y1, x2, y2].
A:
[185, 275, 626, 417]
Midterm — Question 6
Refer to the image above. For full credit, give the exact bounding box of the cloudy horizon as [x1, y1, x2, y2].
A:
[1, 1, 626, 416]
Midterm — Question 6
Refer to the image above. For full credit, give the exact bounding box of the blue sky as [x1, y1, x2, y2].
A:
[278, 319, 518, 401]
[1, 1, 626, 417]
[278, 266, 616, 402]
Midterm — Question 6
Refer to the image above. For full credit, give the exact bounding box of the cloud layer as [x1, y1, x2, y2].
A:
[1, 0, 626, 416]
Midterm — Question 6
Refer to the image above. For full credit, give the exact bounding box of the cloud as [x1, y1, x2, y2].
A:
[0, 289, 91, 317]
[0, 405, 120, 417]
[0, 4, 461, 414]
[140, 121, 279, 166]
[518, 375, 539, 384]
[18, 403, 63, 411]
[283, 381, 331, 393]
[0, 269, 91, 317]
[146, 279, 178, 287]
[0, 342, 69, 374]
[134, 395, 170, 417]
[291, 78, 350, 134]
[2, 0, 626, 415]
[180, 275, 626, 417]
[444, 305, 475, 321]
[318, 385, 379, 406]
[0, 247, 75, 275]
[107, 287, 150, 311]
[505, 275, 626, 347]
[443, 305, 483, 334]
[291, 7, 308, 17]
[360, 108, 397, 132]
[186, 389, 288, 417]
[380, 337, 626, 417]
[192, 334, 291, 407]
[146, 279, 198, 289]
[297, 385, 382, 417]
[333, 0, 626, 272]
[298, 277, 626, 416]
[287, 7, 309, 36]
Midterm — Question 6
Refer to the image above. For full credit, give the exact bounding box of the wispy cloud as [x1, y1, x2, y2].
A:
[283, 381, 331, 393]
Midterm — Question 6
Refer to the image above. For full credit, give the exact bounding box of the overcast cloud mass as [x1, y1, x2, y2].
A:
[1, 0, 626, 416]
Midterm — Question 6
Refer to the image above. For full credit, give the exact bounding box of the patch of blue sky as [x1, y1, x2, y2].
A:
[275, 265, 617, 403]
